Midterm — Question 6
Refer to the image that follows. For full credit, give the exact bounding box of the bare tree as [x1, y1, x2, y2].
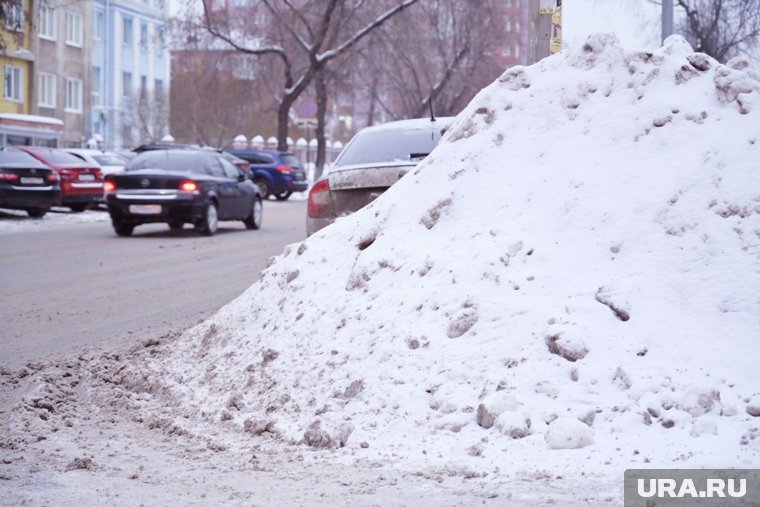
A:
[197, 0, 419, 175]
[170, 48, 268, 147]
[0, 0, 27, 50]
[133, 85, 170, 146]
[353, 0, 508, 123]
[663, 0, 760, 62]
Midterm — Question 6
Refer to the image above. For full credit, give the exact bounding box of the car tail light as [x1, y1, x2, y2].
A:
[0, 172, 19, 181]
[94, 169, 103, 180]
[59, 169, 74, 180]
[276, 165, 292, 174]
[307, 179, 333, 218]
[179, 180, 199, 193]
[46, 173, 59, 183]
[103, 180, 116, 193]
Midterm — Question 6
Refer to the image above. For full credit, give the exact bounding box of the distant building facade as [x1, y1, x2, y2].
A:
[91, 0, 170, 150]
[31, 0, 92, 147]
[1, 0, 169, 150]
[0, 0, 63, 146]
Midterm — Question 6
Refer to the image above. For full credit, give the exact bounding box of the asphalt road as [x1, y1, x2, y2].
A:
[0, 201, 307, 367]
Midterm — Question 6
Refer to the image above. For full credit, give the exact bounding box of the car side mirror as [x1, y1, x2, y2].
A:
[238, 172, 246, 182]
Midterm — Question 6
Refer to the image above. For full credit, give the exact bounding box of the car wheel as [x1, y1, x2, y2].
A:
[195, 201, 219, 236]
[243, 197, 263, 230]
[274, 191, 292, 201]
[113, 221, 134, 237]
[26, 208, 47, 218]
[168, 221, 184, 231]
[253, 178, 270, 199]
[69, 203, 88, 212]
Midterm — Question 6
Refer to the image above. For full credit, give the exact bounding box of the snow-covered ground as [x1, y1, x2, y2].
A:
[1, 35, 759, 505]
[0, 207, 110, 235]
[0, 192, 308, 236]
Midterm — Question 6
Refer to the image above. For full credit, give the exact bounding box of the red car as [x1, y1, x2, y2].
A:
[17, 146, 104, 211]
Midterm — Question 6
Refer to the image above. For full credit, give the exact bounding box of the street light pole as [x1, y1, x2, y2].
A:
[662, 0, 674, 43]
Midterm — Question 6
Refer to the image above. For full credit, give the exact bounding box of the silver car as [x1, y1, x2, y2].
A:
[306, 117, 452, 236]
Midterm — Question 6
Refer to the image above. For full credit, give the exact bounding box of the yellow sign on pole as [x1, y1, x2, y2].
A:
[549, 0, 562, 54]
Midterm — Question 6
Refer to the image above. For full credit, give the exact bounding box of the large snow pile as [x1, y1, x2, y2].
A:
[138, 35, 759, 474]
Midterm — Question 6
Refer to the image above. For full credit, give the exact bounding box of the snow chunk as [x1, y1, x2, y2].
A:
[544, 417, 594, 450]
[746, 395, 760, 417]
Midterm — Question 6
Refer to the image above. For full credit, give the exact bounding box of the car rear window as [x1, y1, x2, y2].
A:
[0, 149, 49, 167]
[93, 154, 127, 166]
[280, 154, 303, 169]
[126, 151, 208, 174]
[334, 127, 442, 167]
[231, 152, 275, 165]
[33, 149, 85, 165]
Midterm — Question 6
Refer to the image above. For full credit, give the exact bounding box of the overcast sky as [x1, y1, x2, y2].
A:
[563, 0, 663, 50]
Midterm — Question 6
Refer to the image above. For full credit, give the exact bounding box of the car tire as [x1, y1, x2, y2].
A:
[195, 201, 219, 236]
[243, 197, 263, 230]
[69, 203, 88, 212]
[253, 178, 270, 199]
[168, 221, 184, 231]
[113, 221, 134, 237]
[26, 208, 47, 218]
[274, 191, 292, 201]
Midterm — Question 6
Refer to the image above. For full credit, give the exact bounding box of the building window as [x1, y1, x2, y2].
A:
[38, 72, 56, 107]
[5, 0, 26, 31]
[94, 10, 105, 39]
[92, 66, 101, 106]
[122, 71, 132, 98]
[65, 78, 83, 112]
[514, 44, 521, 59]
[123, 17, 133, 45]
[38, 5, 56, 40]
[140, 75, 147, 97]
[514, 20, 521, 33]
[156, 26, 165, 52]
[140, 22, 148, 50]
[155, 78, 164, 95]
[4, 65, 23, 102]
[66, 11, 83, 46]
[506, 19, 512, 32]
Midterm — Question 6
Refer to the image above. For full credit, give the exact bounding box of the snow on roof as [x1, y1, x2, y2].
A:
[0, 113, 64, 126]
[137, 34, 760, 481]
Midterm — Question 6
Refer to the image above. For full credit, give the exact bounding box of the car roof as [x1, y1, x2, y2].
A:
[227, 148, 293, 157]
[65, 148, 122, 156]
[358, 117, 455, 133]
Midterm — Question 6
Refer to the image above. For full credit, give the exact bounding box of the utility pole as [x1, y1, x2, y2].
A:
[661, 0, 674, 42]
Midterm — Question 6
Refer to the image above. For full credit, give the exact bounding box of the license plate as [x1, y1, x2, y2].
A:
[129, 204, 161, 215]
[20, 177, 43, 184]
[79, 174, 95, 181]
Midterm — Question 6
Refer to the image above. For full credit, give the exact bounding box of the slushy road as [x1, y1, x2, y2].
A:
[0, 201, 307, 367]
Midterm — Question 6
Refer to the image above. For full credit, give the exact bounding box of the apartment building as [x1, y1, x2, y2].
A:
[91, 0, 170, 150]
[32, 0, 92, 147]
[0, 0, 169, 149]
[0, 0, 63, 146]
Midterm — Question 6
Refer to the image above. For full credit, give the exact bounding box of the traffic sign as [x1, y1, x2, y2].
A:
[297, 98, 318, 119]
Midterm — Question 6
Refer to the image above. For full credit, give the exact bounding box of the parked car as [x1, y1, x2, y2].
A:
[225, 149, 308, 200]
[64, 149, 129, 176]
[17, 146, 104, 212]
[104, 149, 263, 237]
[219, 151, 251, 175]
[306, 117, 452, 236]
[0, 147, 61, 217]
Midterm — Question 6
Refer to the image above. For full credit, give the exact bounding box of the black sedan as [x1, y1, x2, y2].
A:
[104, 149, 263, 237]
[0, 147, 61, 218]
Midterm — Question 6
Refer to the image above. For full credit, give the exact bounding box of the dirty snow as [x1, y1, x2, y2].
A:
[2, 35, 759, 504]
